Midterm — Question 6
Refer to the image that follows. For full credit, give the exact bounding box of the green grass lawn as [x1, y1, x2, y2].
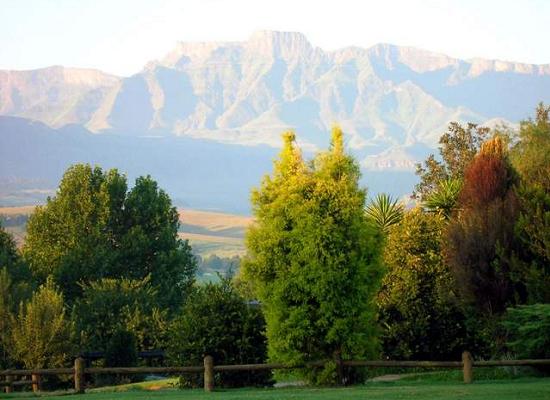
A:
[2, 378, 550, 400]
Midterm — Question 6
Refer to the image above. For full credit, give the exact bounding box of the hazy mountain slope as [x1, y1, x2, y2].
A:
[0, 116, 418, 212]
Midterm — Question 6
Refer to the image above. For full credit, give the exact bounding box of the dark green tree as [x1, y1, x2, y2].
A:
[167, 278, 270, 388]
[73, 277, 167, 355]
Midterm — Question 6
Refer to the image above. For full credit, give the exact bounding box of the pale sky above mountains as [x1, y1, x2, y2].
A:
[1, 0, 549, 76]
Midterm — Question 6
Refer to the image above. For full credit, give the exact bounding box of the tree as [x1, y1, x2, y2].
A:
[378, 208, 466, 360]
[445, 137, 523, 317]
[511, 103, 550, 302]
[414, 122, 490, 199]
[23, 164, 196, 309]
[167, 278, 270, 388]
[23, 165, 126, 300]
[0, 224, 32, 367]
[511, 103, 550, 189]
[9, 279, 73, 369]
[365, 193, 404, 233]
[502, 304, 550, 362]
[117, 176, 196, 310]
[242, 128, 383, 384]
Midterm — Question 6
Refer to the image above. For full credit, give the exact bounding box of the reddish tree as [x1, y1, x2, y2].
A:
[445, 137, 523, 316]
[459, 154, 512, 209]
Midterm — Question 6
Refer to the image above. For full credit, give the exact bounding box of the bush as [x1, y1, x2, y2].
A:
[8, 278, 74, 369]
[73, 277, 168, 356]
[502, 304, 550, 369]
[378, 208, 467, 361]
[167, 278, 271, 388]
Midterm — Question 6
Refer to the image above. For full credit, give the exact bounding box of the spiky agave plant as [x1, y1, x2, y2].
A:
[424, 178, 462, 219]
[365, 193, 404, 233]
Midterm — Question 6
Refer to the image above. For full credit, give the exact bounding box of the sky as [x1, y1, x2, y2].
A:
[1, 0, 549, 76]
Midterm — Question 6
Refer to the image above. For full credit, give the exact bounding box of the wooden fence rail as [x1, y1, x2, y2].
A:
[2, 352, 550, 394]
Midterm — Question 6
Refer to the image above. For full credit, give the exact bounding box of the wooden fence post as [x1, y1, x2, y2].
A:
[334, 350, 344, 386]
[462, 351, 473, 384]
[74, 357, 85, 393]
[31, 373, 41, 392]
[5, 375, 13, 393]
[204, 355, 214, 392]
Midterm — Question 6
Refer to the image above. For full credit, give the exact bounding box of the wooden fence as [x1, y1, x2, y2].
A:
[2, 352, 550, 394]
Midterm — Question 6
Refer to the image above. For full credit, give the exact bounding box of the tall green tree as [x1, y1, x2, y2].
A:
[23, 165, 125, 300]
[23, 164, 196, 309]
[242, 128, 383, 384]
[118, 176, 196, 310]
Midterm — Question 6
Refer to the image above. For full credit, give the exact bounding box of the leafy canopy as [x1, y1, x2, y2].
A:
[415, 122, 490, 200]
[242, 127, 383, 384]
[23, 164, 196, 309]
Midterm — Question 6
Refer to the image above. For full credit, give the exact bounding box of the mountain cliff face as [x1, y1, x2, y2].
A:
[1, 31, 549, 172]
[0, 66, 119, 127]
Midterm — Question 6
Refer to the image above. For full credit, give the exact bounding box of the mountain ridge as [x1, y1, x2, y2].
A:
[1, 30, 549, 175]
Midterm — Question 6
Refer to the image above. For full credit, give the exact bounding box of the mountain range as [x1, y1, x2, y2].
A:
[1, 31, 549, 211]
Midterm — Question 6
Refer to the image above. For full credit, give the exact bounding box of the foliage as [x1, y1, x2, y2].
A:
[445, 137, 523, 317]
[378, 208, 466, 360]
[414, 122, 490, 199]
[23, 164, 196, 309]
[167, 278, 270, 388]
[117, 175, 197, 310]
[0, 224, 32, 367]
[242, 127, 383, 384]
[502, 304, 550, 367]
[365, 193, 404, 233]
[511, 103, 550, 190]
[424, 178, 462, 219]
[104, 330, 138, 368]
[515, 186, 550, 302]
[511, 103, 550, 302]
[8, 278, 74, 369]
[73, 277, 168, 356]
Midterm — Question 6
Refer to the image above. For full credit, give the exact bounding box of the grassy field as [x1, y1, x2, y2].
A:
[0, 206, 252, 257]
[2, 378, 550, 400]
